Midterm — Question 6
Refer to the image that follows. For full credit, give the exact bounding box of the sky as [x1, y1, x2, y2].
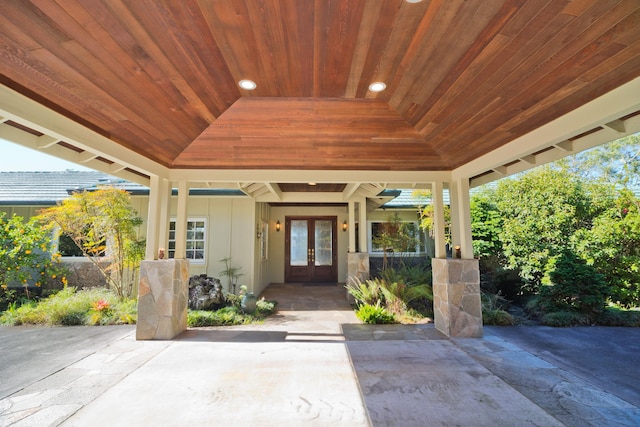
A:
[1, 138, 92, 172]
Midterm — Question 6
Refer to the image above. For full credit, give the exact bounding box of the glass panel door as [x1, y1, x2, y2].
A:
[285, 216, 338, 283]
[314, 220, 333, 266]
[290, 220, 308, 266]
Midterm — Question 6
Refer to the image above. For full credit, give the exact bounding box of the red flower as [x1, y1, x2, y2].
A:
[92, 299, 110, 312]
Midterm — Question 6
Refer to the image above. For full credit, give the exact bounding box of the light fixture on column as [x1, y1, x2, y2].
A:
[342, 221, 348, 232]
[276, 220, 281, 232]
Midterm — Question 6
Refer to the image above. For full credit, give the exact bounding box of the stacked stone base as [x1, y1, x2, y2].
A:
[432, 258, 483, 338]
[136, 259, 189, 340]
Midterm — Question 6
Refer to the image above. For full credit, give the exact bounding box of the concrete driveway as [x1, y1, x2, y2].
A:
[0, 284, 638, 426]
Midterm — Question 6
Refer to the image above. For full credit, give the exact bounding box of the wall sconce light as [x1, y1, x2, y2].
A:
[342, 221, 348, 232]
[276, 220, 281, 232]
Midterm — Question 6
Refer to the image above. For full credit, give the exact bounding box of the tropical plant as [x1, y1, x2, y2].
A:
[346, 276, 432, 321]
[355, 303, 395, 324]
[219, 257, 244, 294]
[345, 277, 381, 306]
[37, 187, 145, 298]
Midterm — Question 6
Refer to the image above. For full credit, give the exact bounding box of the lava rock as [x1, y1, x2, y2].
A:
[188, 274, 225, 310]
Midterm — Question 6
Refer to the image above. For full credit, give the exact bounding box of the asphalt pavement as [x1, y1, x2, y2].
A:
[485, 325, 640, 407]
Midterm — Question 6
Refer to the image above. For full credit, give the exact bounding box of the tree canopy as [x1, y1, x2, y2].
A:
[471, 134, 640, 311]
[38, 187, 145, 298]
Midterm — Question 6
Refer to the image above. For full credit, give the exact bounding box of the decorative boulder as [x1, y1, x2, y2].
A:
[188, 274, 225, 310]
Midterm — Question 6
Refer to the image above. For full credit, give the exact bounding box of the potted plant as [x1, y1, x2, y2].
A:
[239, 285, 257, 314]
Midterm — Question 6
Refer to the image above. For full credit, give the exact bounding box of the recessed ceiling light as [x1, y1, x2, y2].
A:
[238, 79, 257, 90]
[405, 0, 423, 3]
[368, 82, 386, 92]
[308, 182, 317, 186]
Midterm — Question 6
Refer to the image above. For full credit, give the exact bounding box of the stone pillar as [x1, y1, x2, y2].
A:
[346, 252, 369, 303]
[136, 259, 189, 340]
[432, 258, 482, 338]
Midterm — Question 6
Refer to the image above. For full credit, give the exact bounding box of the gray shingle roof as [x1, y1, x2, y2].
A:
[0, 171, 244, 204]
[0, 171, 115, 205]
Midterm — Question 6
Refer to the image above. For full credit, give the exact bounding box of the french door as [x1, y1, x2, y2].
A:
[285, 216, 337, 283]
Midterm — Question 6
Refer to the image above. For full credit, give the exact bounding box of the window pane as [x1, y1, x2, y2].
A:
[168, 219, 206, 263]
[315, 220, 332, 266]
[58, 233, 83, 257]
[290, 220, 308, 266]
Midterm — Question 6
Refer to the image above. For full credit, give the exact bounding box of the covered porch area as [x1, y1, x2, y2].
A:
[1, 1, 639, 340]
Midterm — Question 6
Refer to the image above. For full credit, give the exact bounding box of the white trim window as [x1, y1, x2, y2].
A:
[54, 228, 103, 261]
[368, 220, 425, 255]
[168, 218, 206, 263]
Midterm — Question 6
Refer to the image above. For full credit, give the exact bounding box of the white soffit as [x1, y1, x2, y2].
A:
[453, 76, 640, 187]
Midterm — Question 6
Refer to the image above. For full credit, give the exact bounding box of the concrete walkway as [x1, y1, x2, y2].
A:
[1, 283, 638, 426]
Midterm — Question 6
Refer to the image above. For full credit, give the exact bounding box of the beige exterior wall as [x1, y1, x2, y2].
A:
[1, 197, 392, 293]
[0, 205, 43, 219]
[131, 195, 259, 292]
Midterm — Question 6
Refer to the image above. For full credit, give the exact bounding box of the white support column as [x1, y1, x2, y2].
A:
[448, 182, 461, 252]
[358, 197, 368, 253]
[145, 175, 162, 260]
[432, 181, 447, 258]
[348, 200, 356, 252]
[174, 180, 189, 259]
[157, 178, 171, 254]
[451, 178, 473, 259]
[432, 176, 481, 337]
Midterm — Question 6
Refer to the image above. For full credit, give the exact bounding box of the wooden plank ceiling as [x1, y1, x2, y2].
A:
[1, 0, 639, 172]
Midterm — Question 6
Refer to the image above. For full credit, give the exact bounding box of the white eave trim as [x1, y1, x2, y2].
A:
[0, 84, 169, 184]
[452, 76, 640, 186]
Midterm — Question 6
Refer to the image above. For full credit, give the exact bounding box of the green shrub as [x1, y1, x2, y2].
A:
[355, 303, 395, 324]
[187, 299, 277, 327]
[596, 307, 640, 327]
[481, 291, 514, 325]
[225, 293, 241, 309]
[539, 251, 609, 316]
[187, 306, 247, 327]
[255, 298, 277, 316]
[0, 287, 136, 326]
[483, 308, 514, 325]
[541, 311, 590, 327]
